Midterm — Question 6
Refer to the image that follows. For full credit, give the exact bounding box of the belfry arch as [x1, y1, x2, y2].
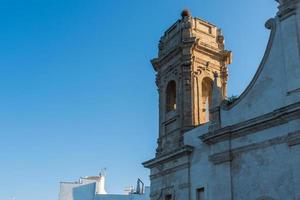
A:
[148, 9, 231, 154]
[165, 80, 176, 112]
[200, 77, 213, 124]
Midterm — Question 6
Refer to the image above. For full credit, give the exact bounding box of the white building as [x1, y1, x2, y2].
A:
[59, 173, 150, 200]
[143, 1, 300, 199]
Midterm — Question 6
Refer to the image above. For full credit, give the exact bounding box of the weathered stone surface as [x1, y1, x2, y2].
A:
[144, 1, 300, 199]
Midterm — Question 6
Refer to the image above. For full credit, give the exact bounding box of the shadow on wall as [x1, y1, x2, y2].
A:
[73, 183, 95, 200]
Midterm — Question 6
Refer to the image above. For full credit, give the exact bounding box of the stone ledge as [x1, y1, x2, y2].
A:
[209, 151, 232, 164]
[288, 131, 300, 146]
[149, 163, 189, 180]
[200, 101, 300, 144]
[287, 87, 300, 95]
[143, 145, 193, 169]
[209, 131, 300, 165]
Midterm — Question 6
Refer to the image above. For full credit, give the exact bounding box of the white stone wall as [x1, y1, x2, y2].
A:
[221, 2, 300, 126]
[184, 125, 232, 200]
[59, 182, 95, 200]
[95, 193, 150, 200]
[183, 2, 300, 199]
[184, 105, 300, 200]
[145, 1, 300, 200]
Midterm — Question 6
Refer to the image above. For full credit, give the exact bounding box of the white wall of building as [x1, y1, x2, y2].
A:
[59, 176, 150, 200]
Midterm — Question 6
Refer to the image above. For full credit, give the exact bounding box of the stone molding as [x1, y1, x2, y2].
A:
[157, 128, 181, 140]
[145, 145, 193, 180]
[149, 163, 189, 180]
[194, 44, 231, 64]
[287, 130, 300, 146]
[222, 18, 276, 110]
[150, 186, 174, 200]
[195, 40, 221, 54]
[178, 182, 190, 189]
[143, 145, 193, 168]
[151, 48, 182, 72]
[193, 17, 217, 30]
[287, 87, 300, 95]
[209, 150, 232, 164]
[157, 16, 220, 60]
[153, 37, 197, 71]
[209, 131, 299, 165]
[276, 0, 299, 20]
[162, 114, 177, 126]
[201, 101, 300, 144]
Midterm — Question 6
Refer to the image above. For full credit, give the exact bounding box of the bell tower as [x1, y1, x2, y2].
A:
[151, 10, 232, 155]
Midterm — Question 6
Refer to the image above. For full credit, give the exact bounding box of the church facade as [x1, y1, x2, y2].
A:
[143, 0, 300, 199]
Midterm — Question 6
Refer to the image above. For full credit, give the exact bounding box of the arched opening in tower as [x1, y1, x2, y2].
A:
[166, 80, 176, 112]
[201, 77, 213, 124]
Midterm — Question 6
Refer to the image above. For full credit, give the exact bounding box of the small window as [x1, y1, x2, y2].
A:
[165, 194, 172, 200]
[166, 80, 176, 112]
[196, 188, 205, 200]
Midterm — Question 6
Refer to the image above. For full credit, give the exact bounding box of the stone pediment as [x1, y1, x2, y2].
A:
[220, 1, 300, 126]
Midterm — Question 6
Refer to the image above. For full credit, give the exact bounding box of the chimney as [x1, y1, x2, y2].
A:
[96, 172, 107, 194]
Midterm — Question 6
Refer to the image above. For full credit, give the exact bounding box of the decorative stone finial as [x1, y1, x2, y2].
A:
[181, 9, 191, 18]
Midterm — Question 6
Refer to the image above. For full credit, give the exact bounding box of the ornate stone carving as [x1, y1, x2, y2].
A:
[276, 0, 299, 19]
[145, 10, 231, 199]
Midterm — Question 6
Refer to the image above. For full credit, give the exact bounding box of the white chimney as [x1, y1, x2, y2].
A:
[96, 172, 107, 194]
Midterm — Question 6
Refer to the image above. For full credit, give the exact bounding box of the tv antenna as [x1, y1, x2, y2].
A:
[99, 167, 107, 177]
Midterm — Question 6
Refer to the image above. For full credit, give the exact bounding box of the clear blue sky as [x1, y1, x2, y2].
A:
[0, 1, 277, 200]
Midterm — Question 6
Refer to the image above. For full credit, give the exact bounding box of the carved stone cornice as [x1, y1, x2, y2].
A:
[200, 101, 300, 145]
[143, 145, 194, 168]
[194, 43, 231, 64]
[152, 36, 198, 72]
[149, 163, 189, 180]
[151, 48, 182, 72]
[209, 133, 294, 165]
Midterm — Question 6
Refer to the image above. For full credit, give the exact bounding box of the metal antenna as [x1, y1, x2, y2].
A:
[100, 168, 107, 176]
[135, 178, 144, 194]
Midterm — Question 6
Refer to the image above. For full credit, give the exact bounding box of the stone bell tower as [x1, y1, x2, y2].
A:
[151, 10, 232, 155]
